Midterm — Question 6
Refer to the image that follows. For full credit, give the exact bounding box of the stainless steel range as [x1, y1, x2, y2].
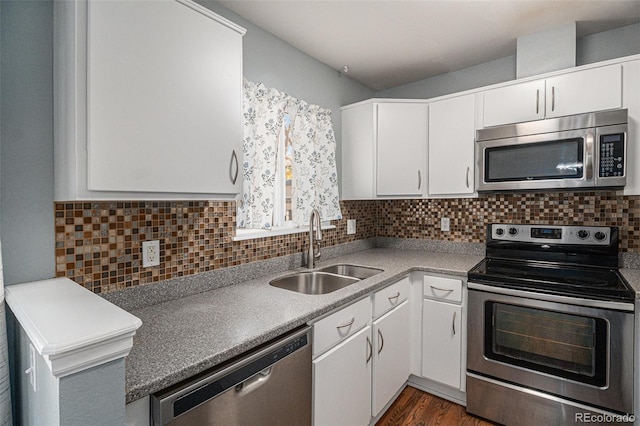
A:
[467, 223, 635, 425]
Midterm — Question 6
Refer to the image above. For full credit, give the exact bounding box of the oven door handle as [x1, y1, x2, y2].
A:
[468, 281, 634, 312]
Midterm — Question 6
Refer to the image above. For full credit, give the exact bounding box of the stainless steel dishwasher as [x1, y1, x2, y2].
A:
[151, 326, 312, 426]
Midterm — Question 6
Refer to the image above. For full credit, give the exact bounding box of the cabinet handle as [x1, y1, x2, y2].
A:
[452, 311, 457, 335]
[230, 150, 239, 185]
[551, 86, 555, 112]
[366, 336, 372, 364]
[387, 291, 400, 304]
[418, 170, 422, 190]
[465, 166, 470, 188]
[430, 285, 453, 293]
[336, 317, 355, 330]
[536, 89, 539, 114]
[377, 329, 384, 355]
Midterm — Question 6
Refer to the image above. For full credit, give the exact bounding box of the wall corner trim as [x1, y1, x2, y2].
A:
[5, 277, 141, 378]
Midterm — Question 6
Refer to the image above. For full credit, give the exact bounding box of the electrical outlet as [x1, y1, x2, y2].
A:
[440, 217, 450, 232]
[347, 219, 357, 235]
[142, 240, 160, 267]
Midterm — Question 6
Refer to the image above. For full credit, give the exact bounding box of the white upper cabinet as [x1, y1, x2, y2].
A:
[483, 80, 545, 127]
[376, 103, 427, 197]
[428, 95, 476, 196]
[341, 101, 427, 199]
[483, 64, 622, 127]
[622, 60, 640, 196]
[341, 103, 376, 199]
[54, 0, 245, 200]
[544, 65, 622, 118]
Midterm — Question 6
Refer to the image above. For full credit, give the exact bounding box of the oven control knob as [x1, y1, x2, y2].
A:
[495, 228, 504, 236]
[594, 231, 607, 241]
[577, 229, 590, 240]
[508, 227, 518, 236]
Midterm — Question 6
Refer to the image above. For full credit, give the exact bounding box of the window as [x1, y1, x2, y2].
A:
[236, 80, 341, 237]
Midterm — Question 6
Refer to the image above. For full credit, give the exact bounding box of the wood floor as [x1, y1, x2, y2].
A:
[376, 386, 496, 426]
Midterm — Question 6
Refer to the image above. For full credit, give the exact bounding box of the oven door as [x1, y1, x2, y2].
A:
[468, 284, 634, 414]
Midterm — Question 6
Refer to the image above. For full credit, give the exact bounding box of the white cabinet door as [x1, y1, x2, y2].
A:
[545, 65, 622, 118]
[341, 103, 376, 199]
[54, 0, 244, 200]
[313, 326, 372, 426]
[622, 60, 640, 195]
[428, 95, 476, 196]
[422, 299, 462, 389]
[376, 103, 427, 196]
[483, 79, 545, 127]
[483, 64, 622, 127]
[372, 301, 410, 417]
[87, 0, 242, 194]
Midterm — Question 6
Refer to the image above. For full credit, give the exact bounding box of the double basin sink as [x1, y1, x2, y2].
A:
[270, 264, 383, 295]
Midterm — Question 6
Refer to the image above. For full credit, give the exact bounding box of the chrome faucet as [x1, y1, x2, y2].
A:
[307, 208, 322, 269]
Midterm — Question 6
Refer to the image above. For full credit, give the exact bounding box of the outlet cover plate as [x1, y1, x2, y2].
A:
[440, 217, 450, 232]
[142, 240, 160, 267]
[347, 219, 356, 235]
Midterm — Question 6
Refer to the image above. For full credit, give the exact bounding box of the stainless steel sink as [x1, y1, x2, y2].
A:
[316, 264, 383, 280]
[270, 264, 383, 295]
[270, 272, 360, 295]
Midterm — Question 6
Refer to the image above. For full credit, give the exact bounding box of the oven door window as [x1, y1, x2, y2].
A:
[485, 138, 583, 182]
[484, 302, 607, 387]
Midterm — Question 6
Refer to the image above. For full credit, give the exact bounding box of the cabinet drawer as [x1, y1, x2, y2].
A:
[423, 275, 462, 303]
[373, 277, 409, 319]
[313, 297, 371, 357]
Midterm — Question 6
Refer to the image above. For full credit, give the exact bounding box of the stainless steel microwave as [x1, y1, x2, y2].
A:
[475, 109, 628, 192]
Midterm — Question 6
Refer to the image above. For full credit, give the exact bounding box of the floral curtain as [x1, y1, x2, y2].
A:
[288, 101, 342, 226]
[237, 80, 288, 229]
[238, 80, 342, 229]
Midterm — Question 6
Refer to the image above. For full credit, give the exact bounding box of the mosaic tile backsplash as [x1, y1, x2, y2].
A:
[55, 192, 640, 294]
[55, 200, 377, 293]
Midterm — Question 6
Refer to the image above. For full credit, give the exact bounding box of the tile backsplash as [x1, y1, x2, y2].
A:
[55, 192, 640, 294]
[378, 192, 640, 252]
[55, 200, 377, 293]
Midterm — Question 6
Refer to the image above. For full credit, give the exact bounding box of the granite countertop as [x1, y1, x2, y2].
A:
[621, 268, 640, 296]
[125, 248, 483, 403]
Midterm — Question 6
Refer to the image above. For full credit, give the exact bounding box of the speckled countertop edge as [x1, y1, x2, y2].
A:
[124, 247, 484, 403]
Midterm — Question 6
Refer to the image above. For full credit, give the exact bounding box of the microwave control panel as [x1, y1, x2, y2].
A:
[599, 133, 625, 178]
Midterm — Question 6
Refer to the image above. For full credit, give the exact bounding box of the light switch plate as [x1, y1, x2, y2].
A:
[347, 219, 356, 235]
[440, 217, 450, 232]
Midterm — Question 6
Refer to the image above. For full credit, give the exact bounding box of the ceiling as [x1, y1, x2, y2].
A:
[219, 0, 640, 91]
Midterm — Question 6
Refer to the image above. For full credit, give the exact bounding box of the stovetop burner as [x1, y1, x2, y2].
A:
[469, 258, 634, 302]
[468, 223, 635, 303]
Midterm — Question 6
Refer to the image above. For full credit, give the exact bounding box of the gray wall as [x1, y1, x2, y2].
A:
[376, 23, 640, 99]
[0, 0, 54, 286]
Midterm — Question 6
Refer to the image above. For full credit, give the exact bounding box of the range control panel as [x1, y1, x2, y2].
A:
[599, 133, 625, 178]
[491, 224, 612, 245]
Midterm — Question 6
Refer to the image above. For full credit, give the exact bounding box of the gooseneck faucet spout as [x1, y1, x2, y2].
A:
[307, 208, 322, 269]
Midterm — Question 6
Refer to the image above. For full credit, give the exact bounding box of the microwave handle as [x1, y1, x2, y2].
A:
[585, 132, 594, 180]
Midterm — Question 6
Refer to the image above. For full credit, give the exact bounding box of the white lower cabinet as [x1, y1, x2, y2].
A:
[421, 298, 462, 388]
[312, 277, 412, 425]
[372, 300, 410, 416]
[313, 325, 372, 426]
